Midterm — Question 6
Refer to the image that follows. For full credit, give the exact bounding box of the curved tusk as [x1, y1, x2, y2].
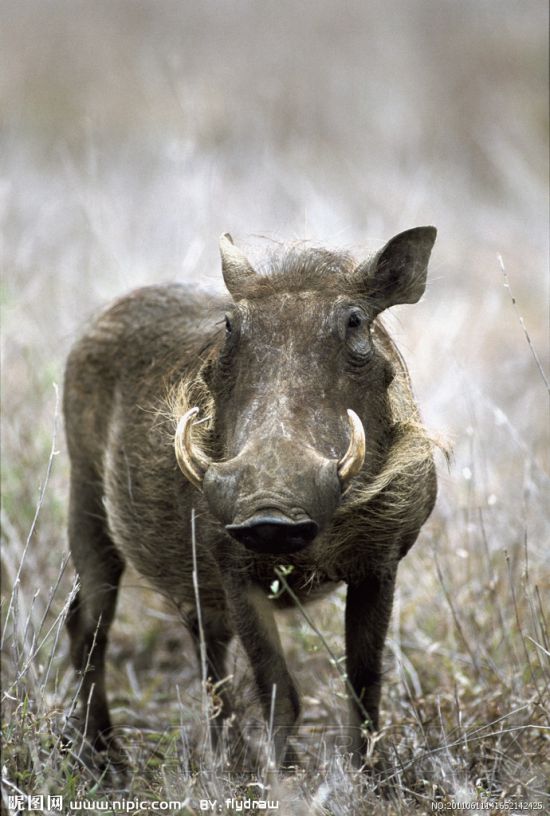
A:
[174, 407, 212, 490]
[337, 409, 366, 485]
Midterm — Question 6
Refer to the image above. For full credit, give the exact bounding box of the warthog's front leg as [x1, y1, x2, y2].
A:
[345, 569, 397, 765]
[187, 606, 239, 752]
[226, 581, 300, 768]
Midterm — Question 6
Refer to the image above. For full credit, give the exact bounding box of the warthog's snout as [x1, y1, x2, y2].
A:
[226, 510, 319, 554]
[176, 407, 366, 553]
[202, 449, 341, 550]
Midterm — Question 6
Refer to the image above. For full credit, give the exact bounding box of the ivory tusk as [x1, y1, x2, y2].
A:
[338, 409, 366, 485]
[174, 407, 211, 490]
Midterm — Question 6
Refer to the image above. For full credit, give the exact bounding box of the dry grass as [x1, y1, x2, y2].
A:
[1, 1, 548, 813]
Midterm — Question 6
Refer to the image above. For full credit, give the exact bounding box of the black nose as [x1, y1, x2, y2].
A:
[226, 513, 319, 554]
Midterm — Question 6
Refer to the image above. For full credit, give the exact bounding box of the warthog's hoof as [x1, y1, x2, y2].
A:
[61, 715, 129, 780]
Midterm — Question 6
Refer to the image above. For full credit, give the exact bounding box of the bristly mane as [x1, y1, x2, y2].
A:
[247, 243, 360, 296]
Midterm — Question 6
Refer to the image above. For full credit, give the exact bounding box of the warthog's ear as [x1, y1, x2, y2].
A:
[219, 233, 258, 299]
[355, 226, 437, 313]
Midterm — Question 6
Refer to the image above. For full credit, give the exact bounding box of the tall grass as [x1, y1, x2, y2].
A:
[1, 1, 548, 813]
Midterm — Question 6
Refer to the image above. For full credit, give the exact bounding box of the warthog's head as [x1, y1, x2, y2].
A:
[176, 228, 436, 554]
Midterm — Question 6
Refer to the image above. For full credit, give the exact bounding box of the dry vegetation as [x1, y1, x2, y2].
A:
[1, 1, 548, 814]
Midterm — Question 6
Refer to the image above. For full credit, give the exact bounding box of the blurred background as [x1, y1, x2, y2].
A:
[1, 0, 548, 803]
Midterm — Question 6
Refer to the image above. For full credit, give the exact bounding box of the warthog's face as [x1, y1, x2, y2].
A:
[176, 228, 436, 554]
[205, 291, 372, 553]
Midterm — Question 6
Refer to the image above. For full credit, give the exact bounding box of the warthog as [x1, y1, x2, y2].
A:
[64, 227, 437, 767]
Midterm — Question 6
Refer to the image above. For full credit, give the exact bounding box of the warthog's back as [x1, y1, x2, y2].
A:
[63, 284, 228, 606]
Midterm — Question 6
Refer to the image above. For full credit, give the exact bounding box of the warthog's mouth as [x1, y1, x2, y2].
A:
[226, 509, 319, 554]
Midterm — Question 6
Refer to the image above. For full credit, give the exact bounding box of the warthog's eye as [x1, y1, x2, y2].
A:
[347, 311, 363, 329]
[343, 307, 372, 367]
[224, 314, 233, 334]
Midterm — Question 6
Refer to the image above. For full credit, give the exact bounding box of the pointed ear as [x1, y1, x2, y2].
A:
[354, 226, 437, 314]
[219, 233, 257, 299]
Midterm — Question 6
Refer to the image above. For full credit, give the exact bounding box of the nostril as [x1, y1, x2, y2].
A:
[291, 521, 318, 542]
[226, 514, 319, 554]
[241, 533, 258, 549]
